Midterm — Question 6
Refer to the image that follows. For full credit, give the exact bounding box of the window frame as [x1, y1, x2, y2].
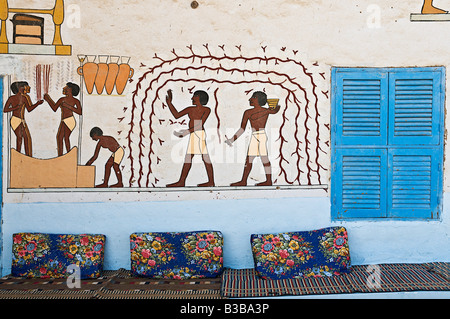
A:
[331, 67, 445, 221]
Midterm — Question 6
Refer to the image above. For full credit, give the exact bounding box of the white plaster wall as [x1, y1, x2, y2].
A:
[2, 0, 450, 274]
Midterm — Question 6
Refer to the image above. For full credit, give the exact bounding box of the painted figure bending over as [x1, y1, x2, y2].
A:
[44, 83, 82, 156]
[422, 0, 447, 13]
[86, 127, 124, 188]
[225, 91, 280, 186]
[165, 89, 215, 187]
[3, 81, 43, 157]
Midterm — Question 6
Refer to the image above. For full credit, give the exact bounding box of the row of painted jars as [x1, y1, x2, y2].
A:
[77, 55, 134, 95]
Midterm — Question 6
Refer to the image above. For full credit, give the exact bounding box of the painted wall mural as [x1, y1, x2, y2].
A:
[77, 55, 134, 96]
[0, 0, 72, 56]
[3, 81, 43, 158]
[411, 0, 450, 21]
[3, 44, 330, 191]
[124, 45, 329, 189]
[421, 0, 447, 14]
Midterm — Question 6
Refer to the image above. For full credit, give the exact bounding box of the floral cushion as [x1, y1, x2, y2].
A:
[130, 231, 224, 279]
[11, 233, 106, 279]
[251, 226, 351, 279]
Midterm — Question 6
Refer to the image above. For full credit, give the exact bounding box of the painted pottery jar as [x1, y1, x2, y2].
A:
[105, 55, 120, 95]
[94, 55, 109, 95]
[116, 56, 134, 95]
[77, 55, 98, 95]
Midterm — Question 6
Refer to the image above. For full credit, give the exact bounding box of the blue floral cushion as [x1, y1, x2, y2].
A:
[130, 231, 224, 279]
[251, 227, 351, 279]
[11, 233, 106, 279]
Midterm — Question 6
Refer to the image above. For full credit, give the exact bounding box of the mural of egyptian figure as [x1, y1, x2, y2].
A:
[3, 81, 43, 157]
[165, 89, 215, 187]
[86, 127, 124, 188]
[225, 91, 280, 186]
[44, 83, 82, 156]
[422, 0, 447, 13]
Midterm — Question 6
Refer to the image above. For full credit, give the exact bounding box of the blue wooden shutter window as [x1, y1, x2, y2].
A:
[334, 148, 387, 219]
[335, 70, 388, 146]
[387, 148, 440, 219]
[389, 71, 442, 146]
[332, 67, 444, 220]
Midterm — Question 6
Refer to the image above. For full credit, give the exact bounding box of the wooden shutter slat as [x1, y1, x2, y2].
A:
[387, 148, 440, 218]
[389, 71, 441, 145]
[335, 71, 388, 146]
[333, 148, 387, 219]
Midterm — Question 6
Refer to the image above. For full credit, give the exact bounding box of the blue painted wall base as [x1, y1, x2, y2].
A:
[1, 195, 449, 276]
